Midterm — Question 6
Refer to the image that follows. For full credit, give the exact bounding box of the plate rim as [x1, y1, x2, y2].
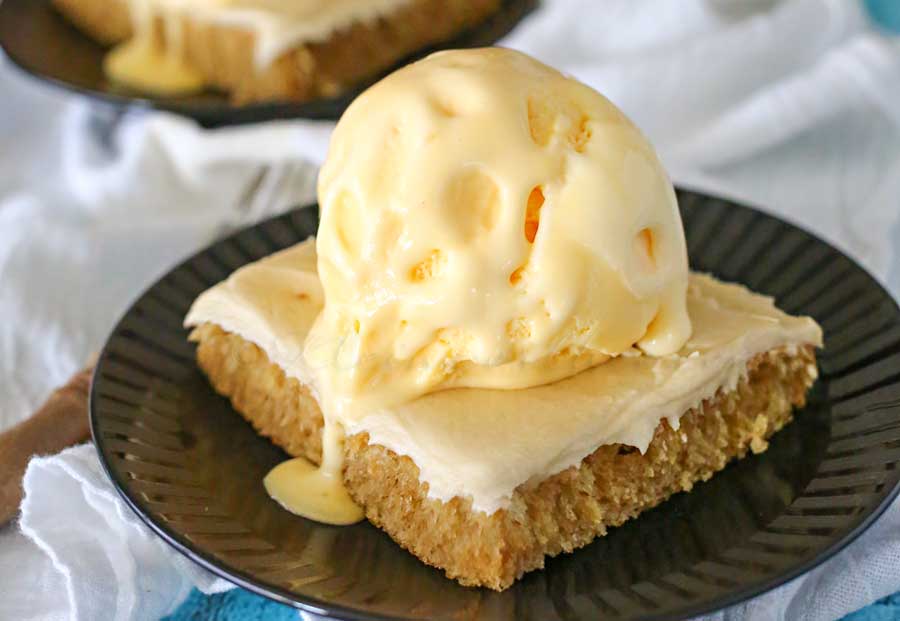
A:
[89, 191, 900, 621]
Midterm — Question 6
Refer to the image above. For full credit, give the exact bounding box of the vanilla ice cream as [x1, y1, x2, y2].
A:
[306, 47, 692, 416]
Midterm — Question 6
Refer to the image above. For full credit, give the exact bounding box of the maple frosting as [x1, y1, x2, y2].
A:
[184, 238, 822, 514]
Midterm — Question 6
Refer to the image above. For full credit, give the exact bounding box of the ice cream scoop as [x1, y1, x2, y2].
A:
[306, 47, 692, 415]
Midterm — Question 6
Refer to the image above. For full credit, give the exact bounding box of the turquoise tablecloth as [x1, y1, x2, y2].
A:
[163, 587, 900, 620]
[845, 593, 900, 621]
[163, 589, 296, 621]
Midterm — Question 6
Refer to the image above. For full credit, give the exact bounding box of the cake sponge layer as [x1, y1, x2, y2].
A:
[191, 322, 817, 590]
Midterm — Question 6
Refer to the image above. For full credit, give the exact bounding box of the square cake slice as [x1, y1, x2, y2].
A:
[185, 239, 821, 590]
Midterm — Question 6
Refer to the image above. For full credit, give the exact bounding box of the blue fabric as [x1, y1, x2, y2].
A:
[164, 588, 900, 620]
[162, 589, 296, 621]
[864, 0, 900, 33]
[843, 593, 900, 621]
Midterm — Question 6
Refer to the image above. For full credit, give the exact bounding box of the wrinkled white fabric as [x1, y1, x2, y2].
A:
[0, 0, 899, 619]
[13, 445, 230, 621]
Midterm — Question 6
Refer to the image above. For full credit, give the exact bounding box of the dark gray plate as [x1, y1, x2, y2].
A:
[90, 189, 900, 620]
[0, 0, 536, 126]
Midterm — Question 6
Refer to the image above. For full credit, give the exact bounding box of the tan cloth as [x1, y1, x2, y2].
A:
[0, 366, 93, 525]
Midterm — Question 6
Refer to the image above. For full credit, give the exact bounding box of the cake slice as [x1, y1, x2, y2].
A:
[52, 0, 502, 103]
[182, 48, 822, 590]
[185, 239, 821, 590]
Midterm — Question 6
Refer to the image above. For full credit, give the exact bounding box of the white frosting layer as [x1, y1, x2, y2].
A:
[185, 239, 322, 390]
[124, 0, 414, 68]
[185, 238, 822, 514]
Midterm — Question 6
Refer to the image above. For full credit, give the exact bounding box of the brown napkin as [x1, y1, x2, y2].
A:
[0, 365, 94, 526]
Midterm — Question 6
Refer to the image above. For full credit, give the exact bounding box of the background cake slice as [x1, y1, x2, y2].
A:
[52, 0, 502, 102]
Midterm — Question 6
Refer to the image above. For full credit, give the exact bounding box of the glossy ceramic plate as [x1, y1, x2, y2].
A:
[0, 0, 535, 125]
[90, 190, 900, 620]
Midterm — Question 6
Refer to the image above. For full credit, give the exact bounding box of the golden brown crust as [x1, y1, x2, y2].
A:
[53, 0, 132, 44]
[51, 0, 502, 103]
[190, 323, 817, 590]
[192, 323, 324, 463]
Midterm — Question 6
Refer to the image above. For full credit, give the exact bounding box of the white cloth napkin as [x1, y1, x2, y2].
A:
[5, 444, 229, 621]
[1, 0, 899, 619]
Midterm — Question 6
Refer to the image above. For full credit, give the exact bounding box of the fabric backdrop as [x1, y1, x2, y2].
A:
[1, 0, 899, 619]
